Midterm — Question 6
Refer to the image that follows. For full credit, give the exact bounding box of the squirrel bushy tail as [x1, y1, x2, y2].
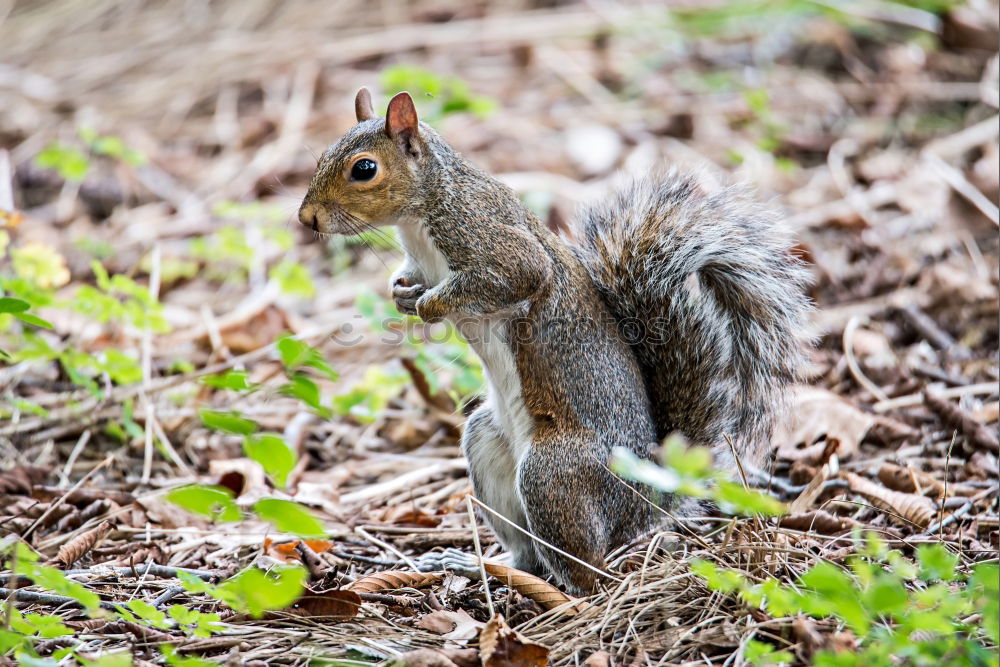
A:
[571, 171, 812, 468]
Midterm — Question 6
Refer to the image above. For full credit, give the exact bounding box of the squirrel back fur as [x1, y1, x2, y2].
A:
[571, 173, 812, 467]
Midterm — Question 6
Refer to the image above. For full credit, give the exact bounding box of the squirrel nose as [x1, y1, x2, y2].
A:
[298, 204, 319, 231]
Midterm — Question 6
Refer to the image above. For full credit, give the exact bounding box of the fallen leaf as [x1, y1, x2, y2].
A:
[416, 609, 483, 641]
[282, 588, 360, 619]
[480, 613, 549, 667]
[845, 472, 936, 528]
[774, 386, 874, 461]
[387, 648, 479, 667]
[347, 570, 442, 594]
[583, 651, 611, 667]
[482, 560, 583, 614]
[780, 510, 861, 534]
[381, 504, 441, 528]
[0, 466, 49, 494]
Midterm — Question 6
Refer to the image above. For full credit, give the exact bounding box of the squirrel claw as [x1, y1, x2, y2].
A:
[392, 282, 425, 315]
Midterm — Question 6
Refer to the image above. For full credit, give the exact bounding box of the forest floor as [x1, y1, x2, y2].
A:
[1, 1, 998, 665]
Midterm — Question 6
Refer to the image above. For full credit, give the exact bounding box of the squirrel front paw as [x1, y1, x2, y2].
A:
[391, 278, 426, 316]
[415, 291, 449, 322]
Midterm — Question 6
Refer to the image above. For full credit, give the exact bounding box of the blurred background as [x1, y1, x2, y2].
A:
[0, 1, 998, 663]
[2, 0, 997, 387]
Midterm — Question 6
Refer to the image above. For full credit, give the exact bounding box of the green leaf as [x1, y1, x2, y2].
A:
[124, 599, 170, 629]
[161, 643, 215, 667]
[970, 563, 999, 645]
[0, 297, 30, 313]
[13, 312, 53, 329]
[716, 481, 786, 516]
[270, 260, 315, 298]
[252, 498, 325, 538]
[243, 433, 296, 488]
[166, 485, 242, 522]
[35, 142, 89, 181]
[276, 336, 338, 381]
[916, 543, 959, 582]
[199, 370, 255, 392]
[691, 559, 745, 594]
[278, 374, 330, 417]
[863, 575, 908, 617]
[199, 409, 257, 435]
[11, 558, 102, 614]
[745, 639, 793, 666]
[209, 566, 305, 619]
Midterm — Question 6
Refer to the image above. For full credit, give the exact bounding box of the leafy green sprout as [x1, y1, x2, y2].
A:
[379, 65, 496, 123]
[613, 437, 997, 666]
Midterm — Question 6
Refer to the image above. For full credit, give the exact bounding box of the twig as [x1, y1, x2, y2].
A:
[469, 495, 623, 584]
[22, 456, 113, 541]
[924, 153, 999, 226]
[354, 527, 418, 571]
[873, 381, 997, 412]
[843, 316, 889, 401]
[466, 495, 495, 618]
[924, 390, 1000, 454]
[0, 588, 118, 611]
[59, 430, 91, 488]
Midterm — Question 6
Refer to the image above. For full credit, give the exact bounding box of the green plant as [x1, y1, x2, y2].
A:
[380, 65, 496, 123]
[612, 435, 786, 516]
[694, 539, 997, 666]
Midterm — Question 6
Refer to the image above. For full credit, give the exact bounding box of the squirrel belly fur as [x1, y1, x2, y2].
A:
[299, 89, 812, 594]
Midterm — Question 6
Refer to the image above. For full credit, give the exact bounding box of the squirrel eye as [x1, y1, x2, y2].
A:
[350, 158, 378, 182]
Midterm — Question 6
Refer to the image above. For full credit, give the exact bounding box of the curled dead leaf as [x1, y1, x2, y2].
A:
[845, 472, 936, 528]
[877, 463, 943, 497]
[56, 520, 114, 566]
[347, 570, 442, 594]
[780, 510, 861, 534]
[482, 560, 583, 614]
[480, 613, 550, 667]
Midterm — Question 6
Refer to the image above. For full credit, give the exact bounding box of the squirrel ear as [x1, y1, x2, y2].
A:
[354, 87, 375, 122]
[385, 91, 421, 159]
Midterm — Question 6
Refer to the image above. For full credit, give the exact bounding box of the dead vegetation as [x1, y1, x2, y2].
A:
[1, 1, 998, 665]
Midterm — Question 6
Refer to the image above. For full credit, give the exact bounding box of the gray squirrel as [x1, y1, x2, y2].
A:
[298, 89, 811, 593]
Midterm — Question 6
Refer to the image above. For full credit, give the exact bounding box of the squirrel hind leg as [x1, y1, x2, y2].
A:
[517, 436, 647, 595]
[462, 406, 542, 572]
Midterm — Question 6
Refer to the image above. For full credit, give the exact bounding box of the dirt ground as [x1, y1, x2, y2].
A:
[1, 1, 998, 665]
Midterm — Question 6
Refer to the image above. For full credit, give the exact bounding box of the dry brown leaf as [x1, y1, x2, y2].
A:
[208, 458, 267, 497]
[480, 614, 549, 667]
[56, 520, 113, 566]
[788, 459, 833, 513]
[347, 570, 443, 594]
[0, 466, 49, 494]
[416, 609, 483, 641]
[381, 504, 442, 528]
[582, 651, 611, 667]
[264, 538, 333, 564]
[780, 510, 861, 534]
[281, 588, 360, 619]
[483, 560, 582, 614]
[877, 463, 943, 497]
[844, 472, 936, 528]
[387, 648, 479, 667]
[924, 390, 1000, 454]
[774, 386, 874, 461]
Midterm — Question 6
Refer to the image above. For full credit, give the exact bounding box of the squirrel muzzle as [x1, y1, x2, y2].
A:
[298, 199, 356, 235]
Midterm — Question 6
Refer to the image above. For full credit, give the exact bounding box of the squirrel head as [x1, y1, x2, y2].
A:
[298, 88, 430, 235]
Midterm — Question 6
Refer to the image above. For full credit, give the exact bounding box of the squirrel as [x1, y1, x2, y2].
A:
[298, 88, 811, 594]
